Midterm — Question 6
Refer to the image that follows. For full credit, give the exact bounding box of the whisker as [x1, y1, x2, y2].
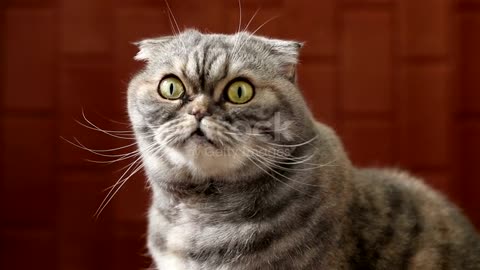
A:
[94, 141, 166, 218]
[62, 137, 118, 158]
[243, 8, 260, 32]
[94, 160, 145, 218]
[237, 0, 242, 34]
[244, 146, 336, 174]
[227, 132, 314, 161]
[242, 147, 331, 189]
[233, 15, 279, 62]
[79, 112, 136, 140]
[81, 109, 132, 133]
[240, 149, 321, 198]
[248, 147, 315, 166]
[64, 137, 139, 159]
[163, 0, 187, 53]
[92, 111, 132, 126]
[231, 0, 243, 59]
[224, 124, 291, 137]
[232, 7, 260, 62]
[112, 147, 152, 173]
[77, 141, 138, 153]
[264, 135, 318, 148]
[166, 6, 178, 36]
[94, 133, 176, 218]
[103, 155, 145, 193]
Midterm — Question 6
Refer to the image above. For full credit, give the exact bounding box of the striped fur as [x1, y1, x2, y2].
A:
[127, 30, 480, 270]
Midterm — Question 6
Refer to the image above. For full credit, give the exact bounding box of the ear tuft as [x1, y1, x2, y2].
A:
[267, 39, 303, 81]
[133, 36, 173, 61]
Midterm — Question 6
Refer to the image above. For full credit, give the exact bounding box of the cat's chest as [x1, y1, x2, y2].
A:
[149, 205, 247, 270]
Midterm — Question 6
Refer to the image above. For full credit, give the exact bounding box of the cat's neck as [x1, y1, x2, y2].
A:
[148, 124, 353, 221]
[152, 172, 283, 205]
[149, 167, 321, 223]
[155, 179, 223, 199]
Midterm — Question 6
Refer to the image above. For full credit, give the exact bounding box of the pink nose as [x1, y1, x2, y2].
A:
[189, 107, 210, 120]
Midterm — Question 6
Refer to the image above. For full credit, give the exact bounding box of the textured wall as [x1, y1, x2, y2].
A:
[1, 0, 479, 269]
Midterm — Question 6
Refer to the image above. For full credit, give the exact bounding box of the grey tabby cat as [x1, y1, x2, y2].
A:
[127, 30, 480, 270]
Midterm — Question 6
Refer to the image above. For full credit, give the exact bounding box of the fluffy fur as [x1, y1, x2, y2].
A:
[127, 30, 480, 270]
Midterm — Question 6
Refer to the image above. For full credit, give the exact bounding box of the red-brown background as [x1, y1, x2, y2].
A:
[1, 0, 479, 269]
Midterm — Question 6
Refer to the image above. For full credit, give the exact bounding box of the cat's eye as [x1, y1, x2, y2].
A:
[158, 76, 185, 100]
[225, 80, 254, 104]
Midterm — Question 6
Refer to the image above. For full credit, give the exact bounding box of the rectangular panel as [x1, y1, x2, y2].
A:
[1, 116, 55, 225]
[59, 56, 115, 114]
[226, 7, 284, 37]
[59, 171, 113, 233]
[283, 0, 336, 56]
[459, 13, 480, 114]
[0, 229, 56, 269]
[404, 65, 451, 167]
[113, 8, 171, 88]
[58, 55, 123, 166]
[60, 0, 111, 53]
[343, 0, 392, 3]
[224, 0, 283, 8]
[112, 229, 150, 269]
[4, 8, 56, 111]
[341, 10, 392, 113]
[0, 9, 5, 111]
[4, 0, 56, 7]
[113, 172, 149, 224]
[340, 119, 393, 166]
[169, 0, 226, 33]
[413, 170, 454, 199]
[58, 171, 113, 270]
[399, 0, 450, 56]
[298, 63, 336, 125]
[458, 122, 480, 227]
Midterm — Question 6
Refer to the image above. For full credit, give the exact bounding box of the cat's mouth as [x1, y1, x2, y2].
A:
[189, 128, 215, 146]
[193, 128, 205, 137]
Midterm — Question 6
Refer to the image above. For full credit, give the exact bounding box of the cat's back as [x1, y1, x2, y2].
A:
[346, 167, 480, 269]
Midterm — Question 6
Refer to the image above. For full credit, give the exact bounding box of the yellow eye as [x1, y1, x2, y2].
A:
[226, 80, 254, 104]
[158, 77, 185, 100]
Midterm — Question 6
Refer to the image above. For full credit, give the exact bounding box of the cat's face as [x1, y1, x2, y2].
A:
[128, 30, 313, 180]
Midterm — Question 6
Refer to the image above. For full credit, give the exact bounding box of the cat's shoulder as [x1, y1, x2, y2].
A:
[353, 167, 450, 208]
[355, 168, 429, 191]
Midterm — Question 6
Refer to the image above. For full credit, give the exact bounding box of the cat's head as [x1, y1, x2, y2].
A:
[128, 29, 315, 180]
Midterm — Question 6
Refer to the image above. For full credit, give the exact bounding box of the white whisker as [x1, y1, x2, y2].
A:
[243, 8, 260, 32]
[93, 140, 169, 218]
[233, 15, 279, 62]
[94, 160, 145, 218]
[265, 135, 318, 148]
[164, 0, 187, 53]
[240, 149, 320, 198]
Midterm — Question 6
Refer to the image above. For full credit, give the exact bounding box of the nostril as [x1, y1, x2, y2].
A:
[189, 108, 210, 121]
[196, 112, 209, 120]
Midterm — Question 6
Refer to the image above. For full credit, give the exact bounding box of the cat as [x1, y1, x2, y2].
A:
[127, 29, 480, 270]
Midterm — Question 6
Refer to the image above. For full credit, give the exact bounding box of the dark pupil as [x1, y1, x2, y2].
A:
[237, 86, 243, 98]
[169, 83, 174, 95]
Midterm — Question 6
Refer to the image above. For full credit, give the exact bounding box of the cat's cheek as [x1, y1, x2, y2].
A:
[164, 146, 191, 167]
[142, 151, 167, 174]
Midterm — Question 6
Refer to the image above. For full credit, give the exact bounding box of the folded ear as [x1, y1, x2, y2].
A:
[267, 38, 303, 82]
[133, 36, 173, 61]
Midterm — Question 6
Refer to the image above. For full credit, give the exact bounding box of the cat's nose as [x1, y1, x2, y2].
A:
[189, 106, 211, 121]
[188, 94, 211, 121]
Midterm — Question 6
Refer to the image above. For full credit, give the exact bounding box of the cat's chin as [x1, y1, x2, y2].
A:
[164, 141, 248, 178]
